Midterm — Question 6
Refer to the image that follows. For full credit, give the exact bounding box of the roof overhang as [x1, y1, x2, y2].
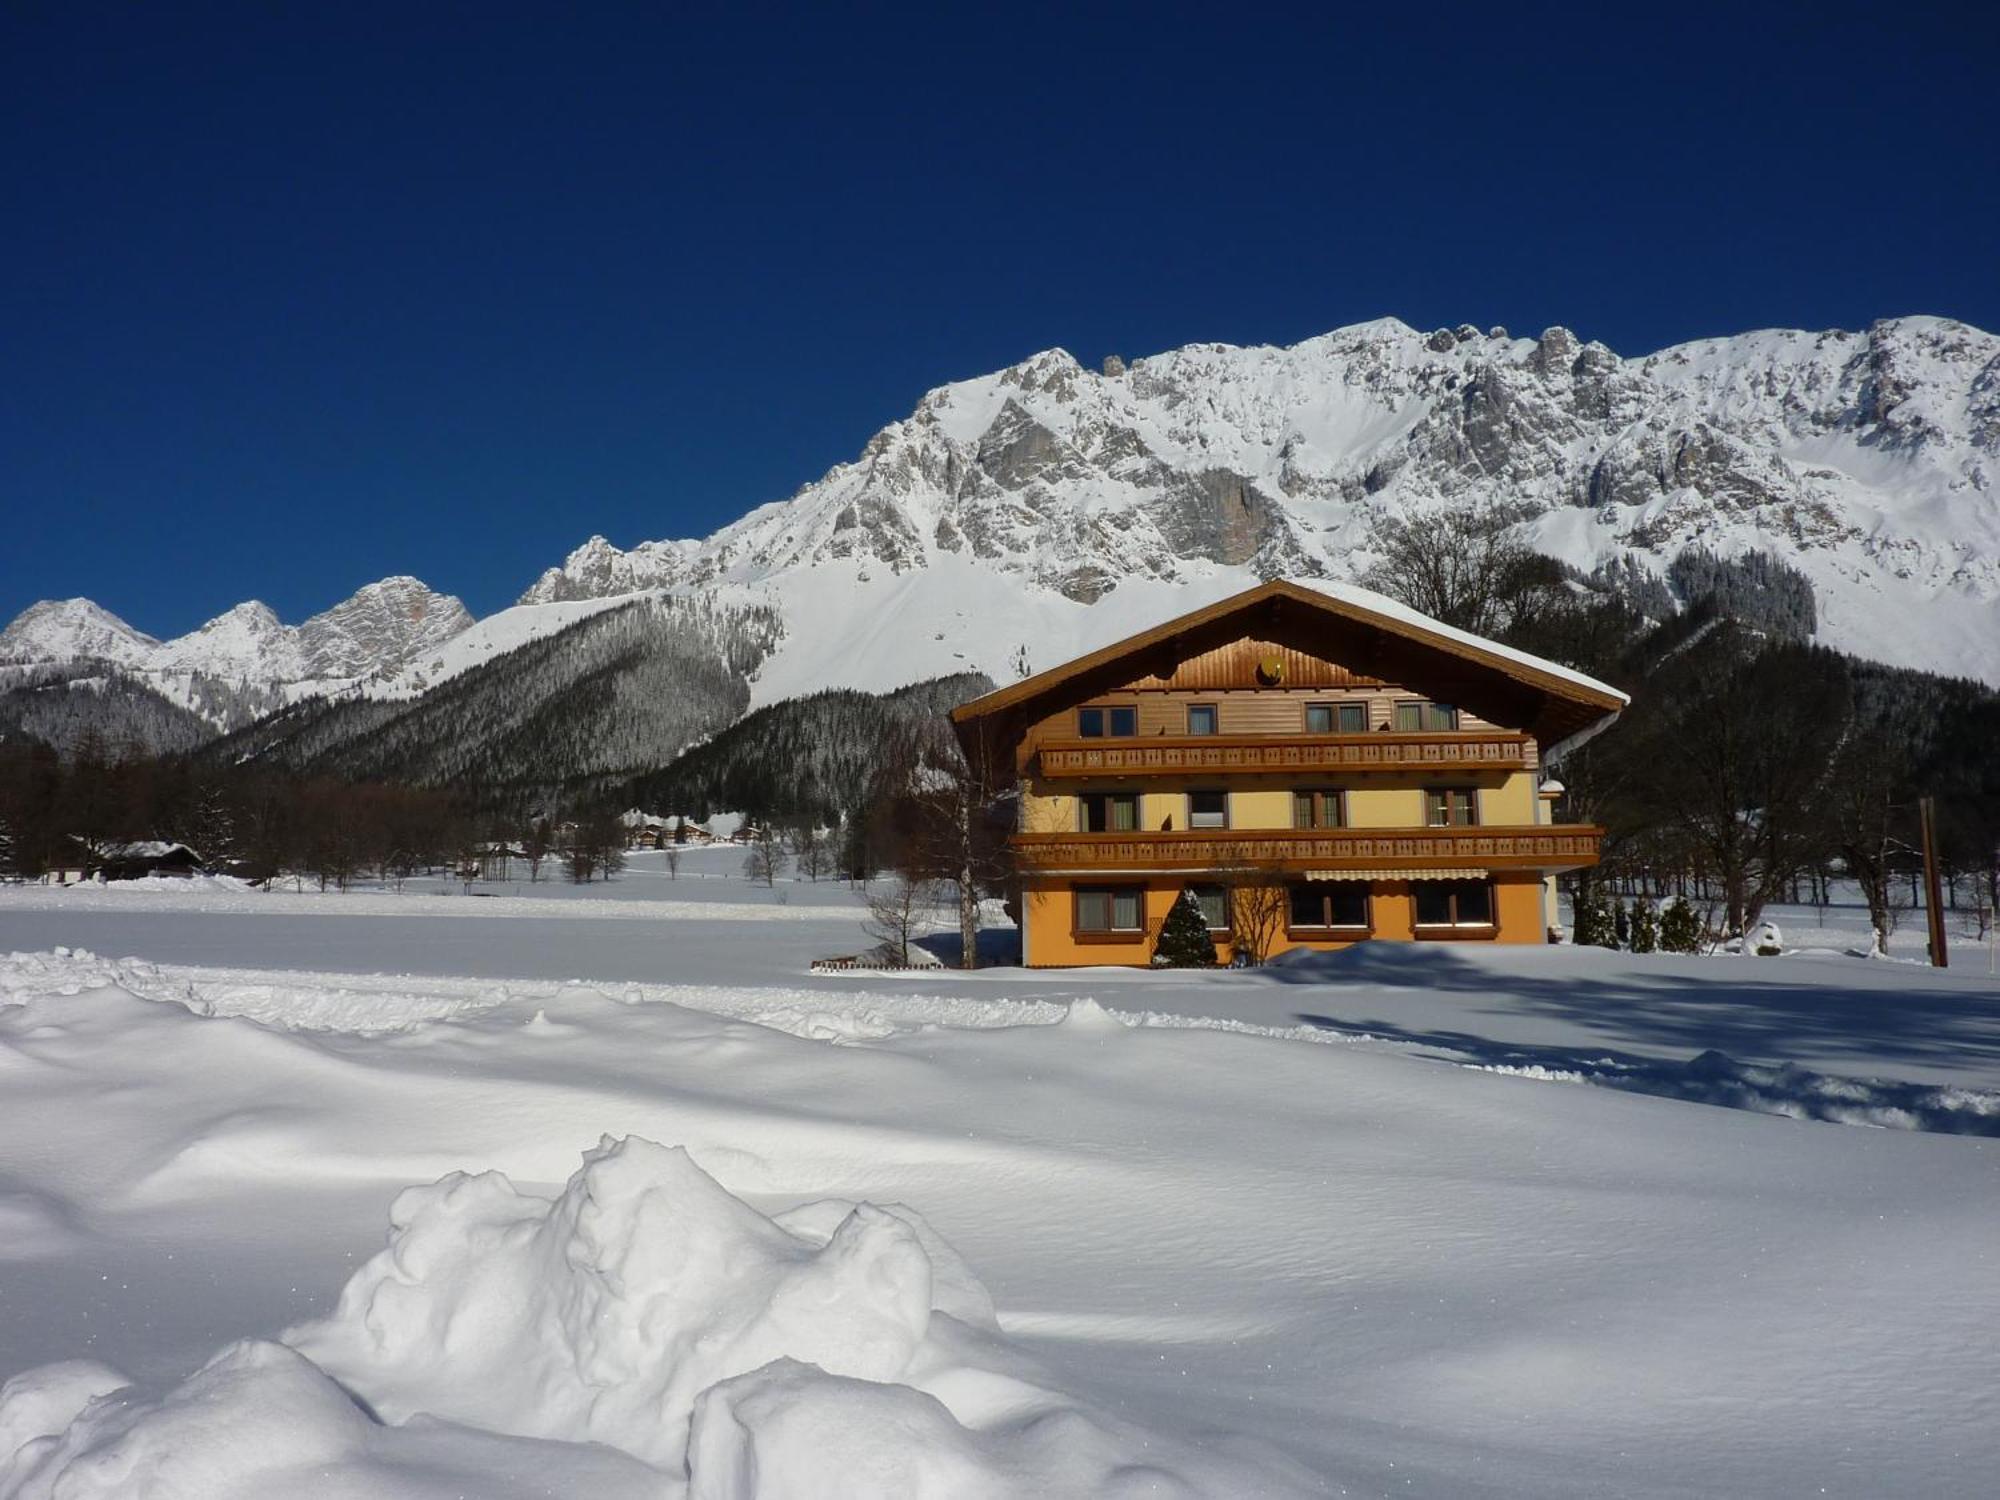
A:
[952, 579, 1626, 754]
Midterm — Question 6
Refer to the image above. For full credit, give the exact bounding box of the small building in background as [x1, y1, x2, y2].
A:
[90, 840, 207, 882]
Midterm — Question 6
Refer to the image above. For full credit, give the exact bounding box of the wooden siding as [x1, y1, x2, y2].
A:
[1123, 635, 1385, 693]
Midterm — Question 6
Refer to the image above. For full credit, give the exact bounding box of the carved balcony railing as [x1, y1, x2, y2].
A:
[1035, 731, 1531, 779]
[1010, 824, 1604, 875]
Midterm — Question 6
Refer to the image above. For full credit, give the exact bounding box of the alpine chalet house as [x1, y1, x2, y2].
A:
[951, 580, 1625, 966]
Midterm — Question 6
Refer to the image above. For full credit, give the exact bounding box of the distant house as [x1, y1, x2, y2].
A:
[950, 579, 1626, 966]
[89, 840, 207, 882]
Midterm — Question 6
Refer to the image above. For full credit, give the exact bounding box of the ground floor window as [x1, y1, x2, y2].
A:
[1188, 883, 1230, 931]
[1412, 880, 1494, 928]
[1288, 882, 1369, 932]
[1075, 885, 1144, 934]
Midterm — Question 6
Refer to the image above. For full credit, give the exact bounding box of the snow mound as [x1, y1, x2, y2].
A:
[4, 1137, 1312, 1495]
[290, 1136, 939, 1471]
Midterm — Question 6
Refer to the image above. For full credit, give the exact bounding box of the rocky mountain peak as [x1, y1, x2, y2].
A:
[0, 598, 159, 668]
[515, 314, 2000, 685]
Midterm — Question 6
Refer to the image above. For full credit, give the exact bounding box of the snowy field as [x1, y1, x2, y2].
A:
[2, 850, 1997, 1497]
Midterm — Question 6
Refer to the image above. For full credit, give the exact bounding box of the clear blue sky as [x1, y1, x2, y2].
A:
[5, 1, 1996, 637]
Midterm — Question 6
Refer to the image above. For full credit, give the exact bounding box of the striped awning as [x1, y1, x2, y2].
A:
[1302, 868, 1491, 882]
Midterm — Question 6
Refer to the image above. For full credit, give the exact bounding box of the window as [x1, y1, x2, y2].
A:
[1306, 702, 1368, 734]
[1078, 705, 1137, 738]
[1076, 886, 1144, 933]
[1188, 883, 1230, 931]
[1394, 702, 1460, 732]
[1080, 792, 1139, 832]
[1292, 789, 1343, 829]
[1413, 881, 1494, 928]
[1288, 883, 1370, 930]
[1186, 703, 1219, 736]
[1187, 790, 1228, 829]
[1425, 788, 1477, 827]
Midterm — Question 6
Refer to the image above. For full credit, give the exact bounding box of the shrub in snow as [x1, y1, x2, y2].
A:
[1660, 896, 1704, 954]
[1752, 919, 1784, 957]
[1153, 889, 1217, 967]
[1571, 884, 1618, 949]
[1629, 900, 1659, 954]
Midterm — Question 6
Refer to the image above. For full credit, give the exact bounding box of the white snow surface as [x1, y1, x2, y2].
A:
[2, 851, 1998, 1495]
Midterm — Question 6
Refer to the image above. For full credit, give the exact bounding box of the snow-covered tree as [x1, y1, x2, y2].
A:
[1154, 890, 1217, 968]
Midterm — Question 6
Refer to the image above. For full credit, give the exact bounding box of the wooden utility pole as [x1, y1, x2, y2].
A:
[1919, 796, 1948, 969]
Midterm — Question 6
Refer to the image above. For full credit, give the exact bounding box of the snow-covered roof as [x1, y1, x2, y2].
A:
[94, 840, 201, 862]
[952, 578, 1628, 744]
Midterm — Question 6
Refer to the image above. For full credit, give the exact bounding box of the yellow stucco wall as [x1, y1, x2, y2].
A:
[1021, 771, 1541, 833]
[1022, 874, 1549, 967]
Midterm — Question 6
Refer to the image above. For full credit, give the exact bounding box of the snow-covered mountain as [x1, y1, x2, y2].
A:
[6, 314, 1996, 755]
[525, 315, 2000, 690]
[0, 578, 473, 729]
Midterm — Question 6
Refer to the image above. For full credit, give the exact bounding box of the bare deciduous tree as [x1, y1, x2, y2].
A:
[742, 824, 789, 886]
[1218, 867, 1287, 966]
[1827, 723, 1912, 958]
[1362, 501, 1563, 639]
[862, 875, 940, 965]
[790, 822, 832, 881]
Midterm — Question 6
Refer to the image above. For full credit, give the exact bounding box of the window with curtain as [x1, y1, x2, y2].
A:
[1080, 792, 1139, 832]
[1188, 884, 1230, 930]
[1288, 883, 1370, 929]
[1075, 886, 1144, 932]
[1394, 702, 1460, 731]
[1186, 703, 1218, 736]
[1305, 702, 1369, 733]
[1292, 789, 1343, 829]
[1425, 788, 1477, 826]
[1188, 790, 1228, 829]
[1412, 881, 1494, 927]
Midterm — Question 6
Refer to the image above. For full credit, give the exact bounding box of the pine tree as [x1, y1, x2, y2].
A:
[1612, 898, 1631, 949]
[1660, 897, 1703, 954]
[1629, 900, 1658, 953]
[1570, 883, 1607, 947]
[1154, 889, 1217, 968]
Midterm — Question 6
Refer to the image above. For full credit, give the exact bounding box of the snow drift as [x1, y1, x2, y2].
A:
[0, 1137, 1312, 1498]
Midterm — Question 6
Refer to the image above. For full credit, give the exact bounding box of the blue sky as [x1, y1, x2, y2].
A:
[5, 1, 1996, 636]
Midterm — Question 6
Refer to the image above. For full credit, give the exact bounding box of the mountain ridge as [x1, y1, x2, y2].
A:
[7, 316, 1997, 726]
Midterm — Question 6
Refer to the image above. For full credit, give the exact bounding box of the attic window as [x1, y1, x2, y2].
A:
[1186, 704, 1218, 736]
[1306, 703, 1368, 734]
[1078, 705, 1137, 738]
[1395, 702, 1460, 732]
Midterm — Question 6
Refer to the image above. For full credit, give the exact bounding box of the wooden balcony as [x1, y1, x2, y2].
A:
[1035, 731, 1531, 779]
[1011, 823, 1604, 875]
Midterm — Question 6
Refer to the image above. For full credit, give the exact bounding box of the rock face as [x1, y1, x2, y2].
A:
[293, 576, 475, 679]
[519, 316, 2000, 683]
